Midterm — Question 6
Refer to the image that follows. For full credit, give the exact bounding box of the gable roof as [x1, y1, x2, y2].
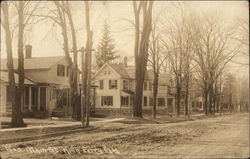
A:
[94, 63, 171, 85]
[109, 64, 131, 79]
[0, 71, 35, 85]
[0, 56, 65, 70]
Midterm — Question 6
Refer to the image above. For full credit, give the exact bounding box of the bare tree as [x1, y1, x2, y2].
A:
[39, 1, 80, 120]
[237, 76, 249, 112]
[132, 1, 154, 118]
[192, 14, 242, 115]
[162, 15, 193, 116]
[82, 1, 93, 127]
[1, 1, 41, 127]
[1, 2, 22, 127]
[236, 19, 249, 57]
[63, 1, 80, 120]
[16, 1, 41, 126]
[148, 14, 167, 118]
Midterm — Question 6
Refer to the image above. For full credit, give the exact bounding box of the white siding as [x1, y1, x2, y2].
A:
[95, 65, 121, 108]
[25, 58, 72, 87]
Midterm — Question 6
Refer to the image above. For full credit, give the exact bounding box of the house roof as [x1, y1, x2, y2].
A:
[0, 56, 65, 70]
[0, 71, 36, 85]
[95, 63, 171, 86]
[109, 63, 131, 79]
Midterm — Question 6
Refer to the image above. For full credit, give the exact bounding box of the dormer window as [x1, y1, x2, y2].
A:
[109, 80, 117, 89]
[57, 64, 65, 76]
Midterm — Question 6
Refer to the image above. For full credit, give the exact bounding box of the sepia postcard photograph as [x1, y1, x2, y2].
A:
[0, 1, 249, 159]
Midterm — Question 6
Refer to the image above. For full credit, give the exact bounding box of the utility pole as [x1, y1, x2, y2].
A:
[80, 47, 85, 127]
[70, 47, 85, 126]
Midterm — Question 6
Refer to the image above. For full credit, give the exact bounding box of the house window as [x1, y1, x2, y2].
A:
[57, 64, 65, 76]
[158, 98, 165, 107]
[99, 80, 104, 89]
[104, 71, 111, 75]
[144, 82, 147, 91]
[109, 80, 117, 89]
[123, 80, 129, 90]
[101, 96, 113, 106]
[149, 97, 153, 106]
[168, 99, 173, 107]
[149, 82, 152, 91]
[121, 96, 129, 107]
[144, 96, 147, 106]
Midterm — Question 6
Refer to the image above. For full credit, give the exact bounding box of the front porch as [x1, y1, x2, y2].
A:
[22, 86, 48, 112]
[4, 85, 50, 117]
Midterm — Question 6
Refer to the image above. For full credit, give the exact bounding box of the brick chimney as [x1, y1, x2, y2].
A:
[25, 45, 32, 59]
[123, 56, 128, 67]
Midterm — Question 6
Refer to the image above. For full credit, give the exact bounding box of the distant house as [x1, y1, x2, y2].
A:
[93, 58, 175, 115]
[0, 45, 77, 116]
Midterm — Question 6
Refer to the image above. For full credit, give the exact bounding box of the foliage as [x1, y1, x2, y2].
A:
[95, 21, 119, 69]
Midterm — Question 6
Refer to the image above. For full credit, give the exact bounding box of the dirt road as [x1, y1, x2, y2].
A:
[0, 113, 249, 159]
[131, 114, 249, 159]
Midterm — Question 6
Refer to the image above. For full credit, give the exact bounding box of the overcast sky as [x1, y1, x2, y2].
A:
[1, 1, 249, 77]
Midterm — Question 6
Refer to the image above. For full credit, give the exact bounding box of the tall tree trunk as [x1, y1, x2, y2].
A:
[85, 32, 93, 127]
[133, 1, 142, 118]
[133, 1, 153, 118]
[54, 2, 74, 118]
[81, 47, 85, 127]
[2, 2, 18, 127]
[134, 64, 144, 117]
[176, 85, 181, 116]
[203, 87, 208, 115]
[184, 75, 190, 116]
[84, 1, 92, 127]
[208, 87, 213, 115]
[65, 1, 79, 120]
[152, 73, 158, 118]
[213, 85, 217, 114]
[14, 1, 25, 127]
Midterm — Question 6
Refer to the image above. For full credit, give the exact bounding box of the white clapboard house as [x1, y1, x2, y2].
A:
[93, 58, 175, 115]
[0, 45, 76, 117]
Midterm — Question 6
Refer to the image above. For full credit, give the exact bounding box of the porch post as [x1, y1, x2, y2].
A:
[29, 87, 32, 111]
[38, 87, 41, 111]
[128, 95, 130, 107]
